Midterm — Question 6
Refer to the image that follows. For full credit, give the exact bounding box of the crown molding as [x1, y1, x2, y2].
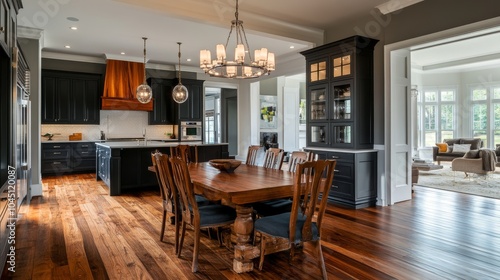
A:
[17, 26, 44, 40]
[376, 0, 424, 15]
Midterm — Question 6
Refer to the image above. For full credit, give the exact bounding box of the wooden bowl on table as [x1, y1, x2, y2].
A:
[208, 159, 242, 173]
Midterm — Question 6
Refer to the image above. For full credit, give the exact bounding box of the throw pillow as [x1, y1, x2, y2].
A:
[463, 150, 480, 158]
[453, 144, 471, 153]
[461, 138, 482, 150]
[435, 143, 448, 153]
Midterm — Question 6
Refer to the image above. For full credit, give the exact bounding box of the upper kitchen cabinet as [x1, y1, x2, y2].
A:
[71, 73, 101, 124]
[301, 35, 378, 149]
[148, 78, 175, 125]
[42, 70, 102, 124]
[175, 78, 204, 121]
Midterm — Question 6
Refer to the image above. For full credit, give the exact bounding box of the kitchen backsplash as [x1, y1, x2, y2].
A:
[41, 110, 178, 141]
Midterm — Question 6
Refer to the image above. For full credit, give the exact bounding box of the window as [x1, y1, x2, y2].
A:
[470, 85, 500, 148]
[418, 88, 456, 147]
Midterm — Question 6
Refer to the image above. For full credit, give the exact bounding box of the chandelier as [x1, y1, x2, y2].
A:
[136, 37, 152, 104]
[199, 0, 275, 79]
[172, 42, 188, 104]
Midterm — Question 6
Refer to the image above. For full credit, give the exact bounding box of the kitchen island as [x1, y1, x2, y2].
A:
[96, 141, 229, 195]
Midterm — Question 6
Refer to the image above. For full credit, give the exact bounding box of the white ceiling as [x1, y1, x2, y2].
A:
[17, 0, 389, 69]
[17, 0, 499, 73]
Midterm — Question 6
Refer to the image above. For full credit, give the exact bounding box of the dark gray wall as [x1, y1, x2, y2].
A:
[324, 0, 500, 145]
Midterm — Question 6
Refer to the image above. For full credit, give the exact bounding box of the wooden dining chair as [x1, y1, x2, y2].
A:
[170, 144, 198, 163]
[262, 147, 284, 170]
[246, 145, 261, 166]
[254, 160, 336, 280]
[287, 151, 310, 172]
[152, 151, 181, 252]
[169, 156, 236, 272]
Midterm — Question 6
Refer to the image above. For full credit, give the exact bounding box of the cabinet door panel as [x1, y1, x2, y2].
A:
[42, 77, 57, 123]
[56, 78, 71, 123]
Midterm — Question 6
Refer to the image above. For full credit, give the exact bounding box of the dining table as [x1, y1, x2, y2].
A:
[188, 162, 295, 273]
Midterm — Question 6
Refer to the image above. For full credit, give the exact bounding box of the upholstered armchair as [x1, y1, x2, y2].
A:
[451, 149, 497, 176]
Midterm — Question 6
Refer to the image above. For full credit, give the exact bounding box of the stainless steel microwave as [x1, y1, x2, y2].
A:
[180, 121, 202, 141]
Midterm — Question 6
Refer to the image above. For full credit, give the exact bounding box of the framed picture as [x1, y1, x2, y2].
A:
[260, 95, 277, 129]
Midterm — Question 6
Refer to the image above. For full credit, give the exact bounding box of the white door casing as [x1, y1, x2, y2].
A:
[386, 48, 413, 205]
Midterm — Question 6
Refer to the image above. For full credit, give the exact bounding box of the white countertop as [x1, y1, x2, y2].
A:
[95, 141, 228, 148]
[305, 147, 379, 153]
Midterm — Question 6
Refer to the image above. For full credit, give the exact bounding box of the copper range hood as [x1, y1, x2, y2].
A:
[101, 59, 153, 111]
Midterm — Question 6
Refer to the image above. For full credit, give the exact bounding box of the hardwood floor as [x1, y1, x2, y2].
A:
[3, 173, 500, 279]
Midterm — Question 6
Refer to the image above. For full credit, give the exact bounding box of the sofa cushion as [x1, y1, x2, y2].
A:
[453, 144, 471, 153]
[460, 138, 482, 150]
[435, 143, 448, 152]
[464, 150, 480, 158]
[443, 138, 461, 146]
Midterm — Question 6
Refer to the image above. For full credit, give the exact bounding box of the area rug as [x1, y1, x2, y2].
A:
[416, 163, 500, 199]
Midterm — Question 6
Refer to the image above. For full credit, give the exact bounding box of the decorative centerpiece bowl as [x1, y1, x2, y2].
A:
[208, 159, 242, 173]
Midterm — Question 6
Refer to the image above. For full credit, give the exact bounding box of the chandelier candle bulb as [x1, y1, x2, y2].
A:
[216, 44, 226, 62]
[235, 44, 245, 63]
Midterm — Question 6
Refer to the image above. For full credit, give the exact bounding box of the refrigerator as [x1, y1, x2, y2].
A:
[15, 47, 31, 209]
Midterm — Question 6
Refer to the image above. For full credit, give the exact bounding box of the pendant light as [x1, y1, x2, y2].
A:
[136, 37, 152, 104]
[172, 42, 188, 104]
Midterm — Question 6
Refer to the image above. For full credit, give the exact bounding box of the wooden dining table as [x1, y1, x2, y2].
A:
[188, 162, 295, 273]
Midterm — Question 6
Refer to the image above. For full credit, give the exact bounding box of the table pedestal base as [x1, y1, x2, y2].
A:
[232, 205, 260, 273]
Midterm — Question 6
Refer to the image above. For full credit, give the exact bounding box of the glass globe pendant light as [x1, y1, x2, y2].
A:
[172, 42, 188, 104]
[136, 37, 152, 104]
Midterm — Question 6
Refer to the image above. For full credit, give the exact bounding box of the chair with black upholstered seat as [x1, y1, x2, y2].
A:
[152, 151, 180, 252]
[254, 160, 336, 280]
[171, 144, 197, 163]
[169, 156, 236, 272]
[246, 145, 261, 166]
[262, 147, 284, 170]
[253, 149, 305, 217]
[287, 151, 311, 172]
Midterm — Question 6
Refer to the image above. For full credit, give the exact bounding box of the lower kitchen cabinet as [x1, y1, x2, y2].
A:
[306, 148, 377, 209]
[41, 142, 96, 175]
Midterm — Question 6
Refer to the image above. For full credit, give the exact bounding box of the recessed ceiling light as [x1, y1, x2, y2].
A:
[120, 52, 126, 55]
[70, 26, 78, 30]
[64, 45, 71, 49]
[290, 46, 295, 49]
[186, 58, 192, 62]
[67, 17, 79, 22]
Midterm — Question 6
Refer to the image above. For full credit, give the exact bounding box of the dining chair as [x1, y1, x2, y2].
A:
[262, 147, 284, 170]
[254, 159, 336, 280]
[246, 145, 261, 166]
[152, 151, 181, 252]
[169, 156, 236, 272]
[171, 144, 198, 163]
[287, 151, 310, 172]
[252, 148, 290, 217]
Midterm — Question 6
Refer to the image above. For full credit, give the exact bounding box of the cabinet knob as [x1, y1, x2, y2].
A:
[53, 162, 61, 165]
[332, 185, 339, 188]
[334, 169, 340, 173]
[53, 152, 61, 155]
[0, 27, 4, 33]
[54, 145, 61, 148]
[331, 156, 339, 159]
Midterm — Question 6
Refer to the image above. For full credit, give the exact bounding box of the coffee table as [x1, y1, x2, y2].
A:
[412, 162, 443, 171]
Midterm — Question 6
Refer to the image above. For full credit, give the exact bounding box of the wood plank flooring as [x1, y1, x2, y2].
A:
[3, 173, 500, 279]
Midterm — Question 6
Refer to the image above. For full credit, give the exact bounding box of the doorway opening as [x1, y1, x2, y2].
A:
[204, 87, 238, 156]
[386, 19, 500, 205]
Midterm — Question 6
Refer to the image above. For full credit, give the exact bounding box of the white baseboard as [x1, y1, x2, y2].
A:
[31, 183, 43, 197]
